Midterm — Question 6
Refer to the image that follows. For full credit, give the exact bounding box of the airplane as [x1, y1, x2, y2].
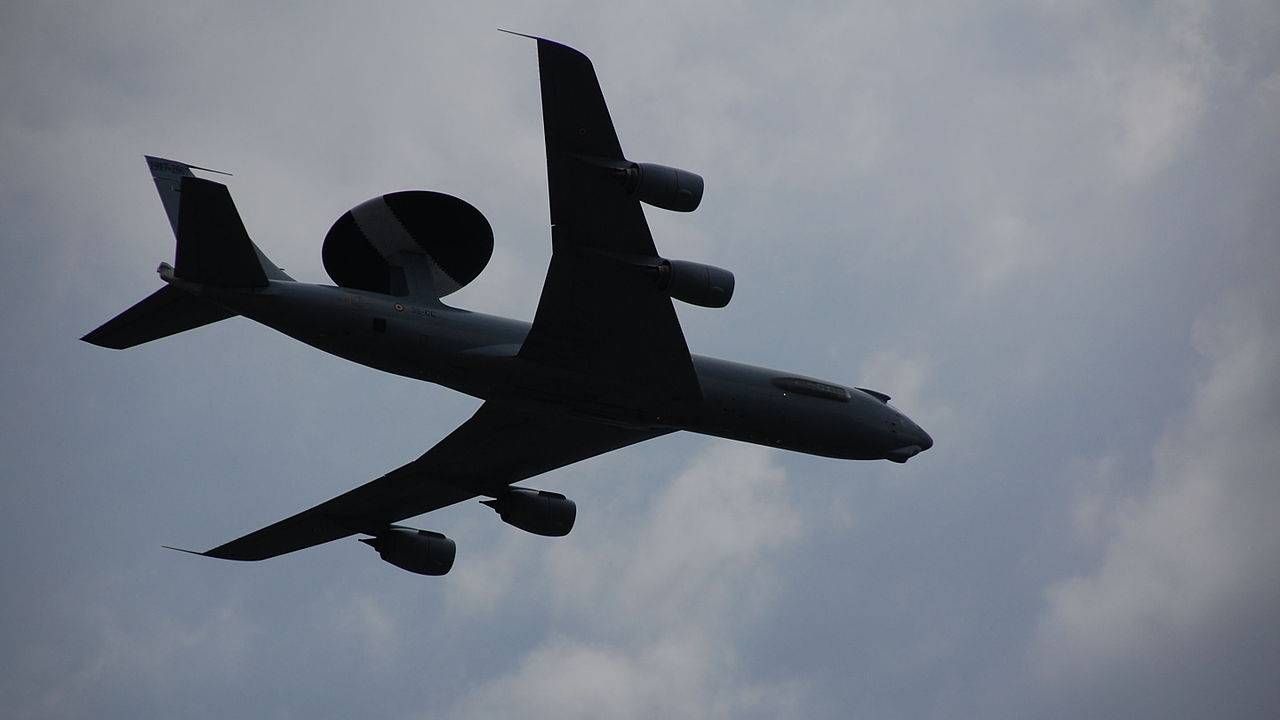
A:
[82, 36, 932, 577]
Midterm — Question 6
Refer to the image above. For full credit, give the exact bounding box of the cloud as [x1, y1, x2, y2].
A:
[1035, 283, 1280, 715]
[7, 584, 255, 720]
[956, 212, 1045, 292]
[4, 3, 1280, 719]
[858, 349, 960, 454]
[449, 442, 806, 719]
[449, 632, 805, 720]
[859, 350, 930, 415]
[334, 592, 400, 668]
[1052, 0, 1214, 182]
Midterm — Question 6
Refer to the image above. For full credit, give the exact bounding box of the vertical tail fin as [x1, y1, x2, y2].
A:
[173, 176, 268, 287]
[145, 156, 292, 284]
[144, 155, 232, 236]
[81, 156, 293, 350]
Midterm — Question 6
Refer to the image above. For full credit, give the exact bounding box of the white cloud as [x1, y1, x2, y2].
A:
[964, 212, 1047, 292]
[1066, 0, 1214, 182]
[1036, 284, 1280, 709]
[859, 350, 930, 413]
[443, 528, 534, 617]
[1109, 51, 1208, 182]
[449, 633, 803, 720]
[12, 587, 255, 720]
[858, 350, 959, 453]
[335, 592, 399, 667]
[1063, 455, 1127, 547]
[448, 442, 806, 719]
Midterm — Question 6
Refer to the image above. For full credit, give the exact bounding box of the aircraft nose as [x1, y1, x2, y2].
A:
[883, 411, 933, 463]
[917, 426, 933, 452]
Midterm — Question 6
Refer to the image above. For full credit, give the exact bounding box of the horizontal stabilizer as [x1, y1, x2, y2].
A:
[81, 285, 233, 349]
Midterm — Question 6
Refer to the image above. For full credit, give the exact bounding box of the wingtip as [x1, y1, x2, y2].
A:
[161, 544, 211, 557]
[497, 28, 537, 40]
[80, 331, 129, 350]
[496, 29, 587, 60]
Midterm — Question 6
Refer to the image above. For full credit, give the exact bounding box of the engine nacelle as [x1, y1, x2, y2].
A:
[481, 488, 576, 537]
[657, 259, 735, 308]
[622, 162, 704, 212]
[578, 156, 704, 212]
[360, 527, 456, 576]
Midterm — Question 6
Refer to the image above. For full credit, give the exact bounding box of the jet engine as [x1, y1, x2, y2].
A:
[579, 156, 704, 212]
[656, 259, 735, 308]
[359, 527, 456, 576]
[619, 162, 704, 212]
[481, 488, 576, 537]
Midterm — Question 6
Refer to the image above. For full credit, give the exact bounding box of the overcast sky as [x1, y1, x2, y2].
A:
[2, 2, 1278, 718]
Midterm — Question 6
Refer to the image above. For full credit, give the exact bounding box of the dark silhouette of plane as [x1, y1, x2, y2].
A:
[84, 36, 931, 576]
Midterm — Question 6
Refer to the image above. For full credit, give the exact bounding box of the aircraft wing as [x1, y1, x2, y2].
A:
[515, 36, 703, 409]
[196, 402, 669, 561]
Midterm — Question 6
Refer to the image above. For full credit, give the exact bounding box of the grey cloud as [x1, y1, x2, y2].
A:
[3, 2, 1279, 719]
[1035, 283, 1280, 717]
[450, 443, 805, 720]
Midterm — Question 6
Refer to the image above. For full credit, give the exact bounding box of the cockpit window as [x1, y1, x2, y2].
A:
[772, 377, 851, 402]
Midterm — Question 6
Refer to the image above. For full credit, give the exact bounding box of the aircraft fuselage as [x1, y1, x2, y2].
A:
[179, 276, 933, 463]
